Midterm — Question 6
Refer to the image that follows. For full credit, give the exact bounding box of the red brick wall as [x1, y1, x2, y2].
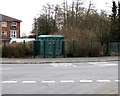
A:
[0, 21, 21, 38]
[0, 22, 2, 38]
[17, 22, 20, 38]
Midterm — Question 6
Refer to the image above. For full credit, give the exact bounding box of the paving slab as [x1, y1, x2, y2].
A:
[0, 56, 119, 64]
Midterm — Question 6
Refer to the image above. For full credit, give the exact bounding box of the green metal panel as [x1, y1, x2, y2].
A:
[55, 40, 63, 55]
[34, 35, 64, 57]
[45, 40, 55, 55]
[39, 40, 45, 54]
[34, 41, 40, 56]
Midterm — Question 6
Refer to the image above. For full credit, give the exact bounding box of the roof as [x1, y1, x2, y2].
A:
[38, 35, 64, 38]
[0, 14, 22, 22]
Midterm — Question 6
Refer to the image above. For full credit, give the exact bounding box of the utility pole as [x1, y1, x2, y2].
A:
[35, 18, 38, 40]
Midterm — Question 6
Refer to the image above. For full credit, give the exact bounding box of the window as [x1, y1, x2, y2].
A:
[2, 31, 7, 37]
[11, 22, 17, 28]
[10, 30, 17, 38]
[2, 22, 7, 27]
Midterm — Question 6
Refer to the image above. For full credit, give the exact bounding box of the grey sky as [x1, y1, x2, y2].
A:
[0, 0, 115, 36]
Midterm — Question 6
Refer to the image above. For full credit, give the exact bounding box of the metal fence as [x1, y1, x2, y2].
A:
[64, 40, 120, 57]
[1, 40, 120, 58]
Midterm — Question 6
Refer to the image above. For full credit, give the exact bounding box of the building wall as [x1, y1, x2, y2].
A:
[17, 22, 20, 38]
[0, 22, 2, 38]
[0, 21, 20, 38]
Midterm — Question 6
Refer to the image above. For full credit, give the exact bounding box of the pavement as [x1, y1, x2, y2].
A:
[0, 56, 119, 64]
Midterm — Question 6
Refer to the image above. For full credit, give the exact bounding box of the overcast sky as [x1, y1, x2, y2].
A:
[0, 0, 116, 36]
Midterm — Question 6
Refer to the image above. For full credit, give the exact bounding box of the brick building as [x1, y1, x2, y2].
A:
[0, 14, 22, 42]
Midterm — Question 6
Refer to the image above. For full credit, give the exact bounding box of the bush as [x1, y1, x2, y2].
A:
[77, 41, 89, 57]
[91, 42, 102, 57]
[52, 27, 103, 57]
[6, 43, 24, 58]
[25, 41, 34, 56]
[64, 40, 102, 57]
[53, 28, 96, 41]
[2, 42, 34, 58]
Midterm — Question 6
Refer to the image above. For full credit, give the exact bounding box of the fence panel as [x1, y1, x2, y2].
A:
[1, 40, 120, 58]
[108, 42, 120, 56]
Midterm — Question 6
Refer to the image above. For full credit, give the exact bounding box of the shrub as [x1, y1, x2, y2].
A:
[53, 28, 96, 41]
[25, 41, 34, 56]
[77, 41, 89, 57]
[64, 40, 102, 57]
[52, 27, 103, 57]
[2, 41, 34, 58]
[91, 42, 102, 57]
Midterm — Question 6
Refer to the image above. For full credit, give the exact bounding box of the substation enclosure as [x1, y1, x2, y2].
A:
[34, 35, 64, 57]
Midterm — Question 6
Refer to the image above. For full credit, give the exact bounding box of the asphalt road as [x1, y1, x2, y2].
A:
[1, 61, 119, 94]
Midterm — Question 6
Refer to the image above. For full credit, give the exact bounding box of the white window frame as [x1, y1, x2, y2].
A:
[10, 30, 17, 38]
[2, 31, 7, 37]
[11, 22, 17, 28]
[2, 22, 7, 27]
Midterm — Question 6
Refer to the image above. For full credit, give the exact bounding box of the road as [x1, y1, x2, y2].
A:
[1, 61, 118, 94]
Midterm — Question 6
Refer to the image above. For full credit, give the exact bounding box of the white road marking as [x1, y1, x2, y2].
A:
[97, 80, 111, 82]
[98, 64, 118, 67]
[115, 80, 120, 82]
[88, 62, 97, 64]
[88, 62, 118, 67]
[51, 63, 76, 67]
[0, 68, 11, 70]
[1, 79, 117, 84]
[2, 81, 17, 84]
[22, 81, 36, 83]
[88, 62, 108, 64]
[42, 80, 55, 83]
[60, 80, 74, 83]
[79, 80, 93, 83]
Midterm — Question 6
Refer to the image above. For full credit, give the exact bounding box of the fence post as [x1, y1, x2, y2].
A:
[53, 41, 56, 58]
[89, 40, 93, 57]
[63, 40, 66, 58]
[118, 42, 120, 56]
[33, 41, 36, 58]
[23, 40, 25, 58]
[72, 40, 76, 57]
[43, 40, 46, 58]
[3, 40, 6, 57]
[105, 40, 109, 56]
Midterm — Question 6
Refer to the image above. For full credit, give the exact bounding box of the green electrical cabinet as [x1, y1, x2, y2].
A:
[34, 35, 64, 57]
[34, 40, 41, 56]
